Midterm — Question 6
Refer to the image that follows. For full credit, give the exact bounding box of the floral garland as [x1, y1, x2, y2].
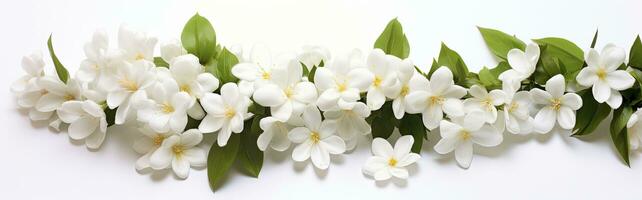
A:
[11, 14, 642, 191]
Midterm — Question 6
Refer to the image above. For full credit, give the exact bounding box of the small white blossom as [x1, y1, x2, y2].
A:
[136, 79, 192, 133]
[57, 100, 107, 149]
[314, 50, 374, 111]
[576, 44, 634, 108]
[288, 106, 346, 169]
[363, 135, 420, 181]
[199, 83, 251, 147]
[118, 25, 157, 62]
[463, 85, 505, 123]
[530, 74, 582, 133]
[323, 102, 371, 151]
[149, 129, 206, 179]
[499, 43, 540, 82]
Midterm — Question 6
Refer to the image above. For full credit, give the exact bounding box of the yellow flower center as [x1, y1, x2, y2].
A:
[337, 82, 347, 92]
[261, 71, 271, 80]
[224, 107, 236, 119]
[135, 53, 145, 60]
[508, 102, 519, 113]
[482, 98, 494, 111]
[310, 131, 321, 143]
[161, 103, 174, 113]
[153, 134, 166, 146]
[118, 78, 139, 92]
[64, 94, 76, 101]
[399, 85, 409, 97]
[428, 96, 444, 107]
[596, 68, 607, 80]
[550, 98, 562, 111]
[373, 76, 382, 87]
[180, 84, 192, 94]
[388, 158, 398, 167]
[460, 131, 471, 140]
[284, 87, 294, 99]
[172, 145, 184, 156]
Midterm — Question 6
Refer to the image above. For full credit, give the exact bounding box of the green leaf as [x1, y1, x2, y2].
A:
[374, 18, 410, 59]
[207, 133, 240, 191]
[237, 116, 264, 178]
[478, 62, 509, 90]
[104, 106, 116, 127]
[610, 106, 632, 166]
[629, 35, 642, 70]
[533, 37, 584, 74]
[477, 27, 526, 60]
[427, 58, 439, 78]
[397, 114, 426, 153]
[437, 43, 468, 85]
[153, 57, 169, 67]
[206, 48, 239, 84]
[181, 13, 217, 64]
[590, 29, 599, 48]
[572, 91, 611, 136]
[47, 35, 69, 83]
[308, 65, 318, 82]
[367, 101, 397, 139]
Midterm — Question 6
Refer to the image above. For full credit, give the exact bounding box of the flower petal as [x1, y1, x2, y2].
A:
[606, 70, 634, 91]
[393, 135, 414, 158]
[253, 84, 287, 107]
[606, 90, 623, 109]
[592, 80, 611, 103]
[172, 158, 190, 179]
[471, 125, 502, 147]
[292, 141, 313, 161]
[534, 107, 556, 133]
[321, 136, 346, 154]
[545, 74, 565, 98]
[372, 138, 394, 157]
[455, 141, 473, 169]
[68, 117, 98, 140]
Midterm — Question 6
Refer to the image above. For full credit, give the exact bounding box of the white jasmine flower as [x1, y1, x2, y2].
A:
[118, 25, 157, 61]
[627, 109, 642, 150]
[362, 135, 420, 181]
[364, 49, 401, 110]
[500, 80, 534, 135]
[35, 76, 82, 112]
[103, 61, 155, 124]
[257, 116, 303, 152]
[405, 67, 466, 130]
[11, 52, 44, 93]
[499, 43, 540, 82]
[76, 30, 123, 83]
[530, 74, 583, 133]
[57, 100, 107, 149]
[199, 83, 251, 147]
[137, 79, 192, 133]
[434, 111, 503, 168]
[288, 106, 346, 169]
[149, 129, 206, 179]
[383, 58, 415, 119]
[252, 59, 317, 121]
[297, 45, 330, 69]
[160, 39, 187, 63]
[314, 52, 374, 111]
[323, 102, 371, 151]
[167, 54, 219, 101]
[463, 85, 505, 123]
[133, 126, 177, 171]
[231, 44, 277, 93]
[576, 44, 634, 108]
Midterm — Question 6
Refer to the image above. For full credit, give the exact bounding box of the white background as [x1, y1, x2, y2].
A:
[1, 0, 642, 199]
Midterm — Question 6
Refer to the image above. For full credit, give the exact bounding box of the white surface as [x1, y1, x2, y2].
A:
[1, 0, 642, 199]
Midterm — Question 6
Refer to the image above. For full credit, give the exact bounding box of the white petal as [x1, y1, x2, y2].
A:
[366, 88, 386, 110]
[561, 93, 583, 110]
[196, 73, 220, 94]
[530, 88, 552, 105]
[271, 100, 293, 121]
[430, 67, 454, 94]
[374, 168, 392, 181]
[180, 129, 203, 147]
[150, 147, 173, 169]
[257, 130, 273, 151]
[606, 70, 634, 90]
[392, 98, 405, 119]
[397, 153, 420, 167]
[393, 135, 414, 158]
[442, 98, 464, 117]
[36, 94, 65, 112]
[321, 136, 346, 154]
[606, 90, 623, 109]
[198, 115, 224, 133]
[534, 107, 556, 133]
[434, 137, 458, 154]
[220, 83, 240, 106]
[292, 141, 313, 161]
[231, 63, 260, 81]
[576, 68, 598, 87]
[556, 107, 576, 129]
[68, 117, 98, 140]
[454, 141, 473, 169]
[288, 127, 311, 143]
[310, 144, 330, 169]
[592, 81, 611, 103]
[601, 44, 626, 71]
[390, 168, 409, 179]
[507, 48, 532, 75]
[183, 148, 206, 167]
[362, 157, 387, 176]
[545, 74, 565, 98]
[292, 82, 318, 103]
[468, 85, 488, 99]
[422, 106, 443, 130]
[372, 138, 394, 157]
[85, 129, 106, 149]
[471, 125, 502, 147]
[347, 68, 375, 91]
[463, 111, 486, 131]
[172, 158, 190, 179]
[253, 84, 287, 107]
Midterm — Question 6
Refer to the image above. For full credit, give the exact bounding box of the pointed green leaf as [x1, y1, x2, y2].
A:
[629, 35, 642, 70]
[477, 27, 526, 60]
[238, 116, 264, 178]
[367, 101, 398, 139]
[153, 57, 169, 67]
[207, 133, 240, 191]
[572, 91, 611, 136]
[181, 13, 217, 64]
[533, 37, 584, 74]
[206, 48, 239, 84]
[437, 43, 468, 85]
[610, 106, 632, 166]
[374, 18, 410, 59]
[590, 29, 599, 48]
[397, 114, 426, 153]
[47, 35, 69, 83]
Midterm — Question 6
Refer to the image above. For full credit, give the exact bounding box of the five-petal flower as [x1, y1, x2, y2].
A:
[362, 135, 420, 181]
[530, 74, 583, 133]
[576, 44, 634, 108]
[288, 106, 346, 169]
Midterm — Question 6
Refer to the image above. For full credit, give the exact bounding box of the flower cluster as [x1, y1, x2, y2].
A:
[10, 15, 642, 191]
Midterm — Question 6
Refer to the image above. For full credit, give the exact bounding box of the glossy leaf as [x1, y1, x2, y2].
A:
[154, 57, 169, 67]
[206, 48, 239, 84]
[572, 91, 611, 136]
[367, 101, 397, 139]
[533, 37, 584, 74]
[437, 43, 468, 85]
[181, 13, 217, 64]
[590, 29, 599, 48]
[238, 116, 264, 178]
[397, 114, 426, 153]
[477, 27, 526, 60]
[629, 35, 642, 70]
[207, 133, 240, 191]
[374, 18, 410, 59]
[610, 106, 632, 166]
[47, 35, 69, 83]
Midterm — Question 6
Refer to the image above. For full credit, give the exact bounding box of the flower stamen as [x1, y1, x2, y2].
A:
[596, 68, 607, 80]
[428, 96, 444, 107]
[118, 78, 139, 92]
[460, 131, 471, 140]
[310, 131, 321, 143]
[224, 107, 236, 119]
[388, 158, 398, 167]
[161, 103, 174, 113]
[550, 98, 562, 111]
